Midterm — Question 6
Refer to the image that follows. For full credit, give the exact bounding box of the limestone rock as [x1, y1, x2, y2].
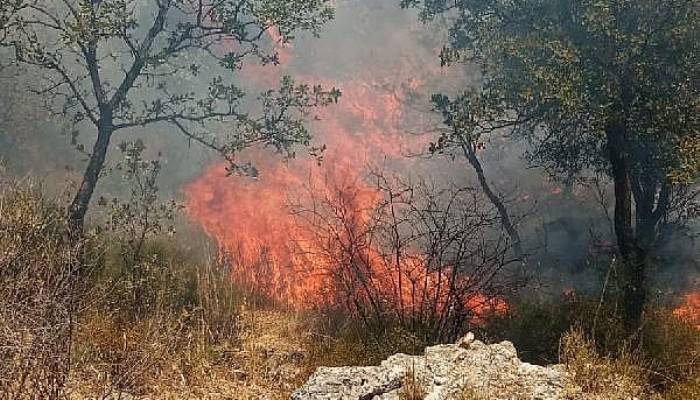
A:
[292, 333, 572, 400]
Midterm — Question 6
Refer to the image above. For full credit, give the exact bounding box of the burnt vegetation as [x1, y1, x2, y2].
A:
[293, 172, 517, 342]
[0, 0, 699, 399]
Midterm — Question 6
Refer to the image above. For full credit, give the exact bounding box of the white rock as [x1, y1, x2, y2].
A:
[292, 336, 574, 400]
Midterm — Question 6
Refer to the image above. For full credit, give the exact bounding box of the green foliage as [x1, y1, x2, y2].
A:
[406, 0, 700, 330]
[251, 0, 334, 39]
[97, 140, 182, 312]
[2, 0, 340, 228]
[408, 0, 700, 183]
[101, 140, 181, 257]
[479, 294, 627, 365]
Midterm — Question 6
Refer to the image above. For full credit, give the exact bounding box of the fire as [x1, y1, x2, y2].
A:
[184, 15, 507, 323]
[673, 293, 700, 329]
[185, 76, 429, 307]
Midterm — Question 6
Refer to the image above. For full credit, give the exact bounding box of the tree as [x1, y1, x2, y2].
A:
[1, 0, 340, 234]
[403, 0, 700, 330]
[429, 94, 524, 259]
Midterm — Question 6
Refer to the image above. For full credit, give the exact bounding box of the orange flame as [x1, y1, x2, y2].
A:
[673, 293, 700, 329]
[185, 21, 506, 322]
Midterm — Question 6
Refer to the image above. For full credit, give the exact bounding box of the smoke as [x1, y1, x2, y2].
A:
[0, 0, 697, 300]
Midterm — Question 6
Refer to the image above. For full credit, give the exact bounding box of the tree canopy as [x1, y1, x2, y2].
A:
[404, 0, 700, 329]
[1, 0, 340, 231]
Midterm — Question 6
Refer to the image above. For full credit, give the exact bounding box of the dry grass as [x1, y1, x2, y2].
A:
[457, 387, 489, 400]
[303, 311, 428, 369]
[660, 376, 700, 400]
[561, 327, 650, 399]
[5, 181, 700, 400]
[0, 180, 322, 399]
[68, 252, 252, 399]
[0, 182, 91, 399]
[397, 365, 427, 400]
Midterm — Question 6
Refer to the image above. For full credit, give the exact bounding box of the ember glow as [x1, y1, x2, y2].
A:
[185, 15, 506, 320]
[673, 293, 700, 329]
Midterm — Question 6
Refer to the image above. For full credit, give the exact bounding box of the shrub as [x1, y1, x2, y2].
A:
[642, 310, 700, 391]
[480, 292, 700, 398]
[73, 308, 205, 397]
[0, 182, 100, 399]
[479, 293, 627, 365]
[72, 242, 245, 397]
[0, 179, 246, 398]
[304, 311, 428, 368]
[294, 173, 515, 343]
[662, 377, 700, 400]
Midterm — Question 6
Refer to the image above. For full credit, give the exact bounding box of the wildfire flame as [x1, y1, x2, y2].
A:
[184, 17, 507, 322]
[673, 293, 700, 329]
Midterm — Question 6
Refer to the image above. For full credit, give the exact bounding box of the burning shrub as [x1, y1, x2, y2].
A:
[293, 172, 515, 342]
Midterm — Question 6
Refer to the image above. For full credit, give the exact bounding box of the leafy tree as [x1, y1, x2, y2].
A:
[1, 0, 340, 234]
[404, 0, 700, 330]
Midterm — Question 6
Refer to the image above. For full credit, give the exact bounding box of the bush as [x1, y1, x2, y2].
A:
[642, 310, 700, 391]
[0, 182, 100, 399]
[663, 377, 700, 400]
[71, 242, 245, 398]
[479, 292, 700, 399]
[294, 174, 515, 343]
[478, 293, 627, 365]
[304, 310, 429, 368]
[73, 308, 205, 397]
[0, 179, 246, 398]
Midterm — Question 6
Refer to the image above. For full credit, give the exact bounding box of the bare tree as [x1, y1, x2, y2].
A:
[2, 0, 339, 234]
[293, 172, 518, 341]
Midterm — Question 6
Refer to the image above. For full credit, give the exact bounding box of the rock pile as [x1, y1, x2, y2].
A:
[292, 334, 574, 400]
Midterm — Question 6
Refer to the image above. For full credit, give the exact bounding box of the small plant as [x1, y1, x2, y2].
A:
[196, 257, 243, 344]
[398, 365, 427, 400]
[458, 386, 488, 400]
[100, 140, 183, 314]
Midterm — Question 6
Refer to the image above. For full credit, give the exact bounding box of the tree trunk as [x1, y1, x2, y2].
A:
[461, 144, 523, 259]
[68, 113, 114, 235]
[606, 120, 645, 332]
